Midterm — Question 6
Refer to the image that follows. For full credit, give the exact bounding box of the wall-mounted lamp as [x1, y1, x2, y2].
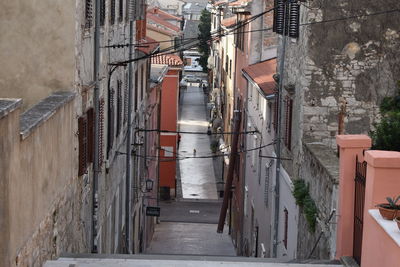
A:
[145, 179, 154, 192]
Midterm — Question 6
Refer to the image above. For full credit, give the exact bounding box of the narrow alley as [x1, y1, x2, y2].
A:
[145, 80, 236, 256]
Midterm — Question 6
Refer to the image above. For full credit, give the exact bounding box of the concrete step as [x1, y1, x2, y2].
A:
[45, 254, 344, 267]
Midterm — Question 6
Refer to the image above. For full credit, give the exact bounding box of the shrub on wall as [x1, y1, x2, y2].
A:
[293, 179, 318, 232]
[371, 81, 400, 152]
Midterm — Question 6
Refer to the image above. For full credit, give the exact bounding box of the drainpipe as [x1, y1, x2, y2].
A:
[125, 19, 134, 254]
[272, 3, 288, 258]
[91, 0, 101, 254]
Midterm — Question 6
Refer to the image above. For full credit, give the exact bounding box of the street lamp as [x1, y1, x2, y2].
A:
[145, 179, 154, 192]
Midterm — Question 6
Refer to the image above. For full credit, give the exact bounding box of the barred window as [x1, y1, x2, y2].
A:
[85, 0, 93, 28]
[110, 0, 116, 25]
[119, 0, 124, 22]
[100, 0, 106, 26]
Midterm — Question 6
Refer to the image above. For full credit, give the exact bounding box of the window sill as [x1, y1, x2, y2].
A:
[369, 209, 400, 247]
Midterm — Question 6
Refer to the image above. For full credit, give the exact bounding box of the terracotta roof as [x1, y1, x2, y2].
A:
[147, 23, 178, 37]
[147, 7, 183, 21]
[147, 13, 181, 32]
[229, 0, 251, 7]
[221, 16, 236, 28]
[151, 54, 183, 66]
[136, 36, 160, 55]
[242, 58, 277, 95]
[213, 0, 227, 7]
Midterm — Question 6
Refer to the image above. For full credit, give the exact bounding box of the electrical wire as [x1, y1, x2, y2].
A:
[136, 128, 259, 135]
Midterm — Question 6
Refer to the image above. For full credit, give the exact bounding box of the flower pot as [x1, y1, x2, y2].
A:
[395, 217, 400, 231]
[377, 204, 398, 220]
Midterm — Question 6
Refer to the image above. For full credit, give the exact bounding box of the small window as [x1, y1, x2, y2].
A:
[284, 96, 293, 150]
[110, 0, 116, 25]
[119, 0, 124, 22]
[229, 59, 232, 79]
[283, 208, 288, 249]
[100, 0, 106, 26]
[85, 0, 93, 28]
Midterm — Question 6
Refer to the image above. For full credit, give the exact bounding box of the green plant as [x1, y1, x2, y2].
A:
[386, 195, 400, 209]
[293, 179, 308, 206]
[210, 139, 219, 153]
[197, 9, 211, 72]
[371, 81, 400, 151]
[303, 195, 318, 232]
[292, 179, 318, 232]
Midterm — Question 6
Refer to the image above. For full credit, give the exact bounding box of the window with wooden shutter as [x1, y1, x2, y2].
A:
[87, 108, 95, 163]
[283, 208, 288, 249]
[108, 88, 115, 156]
[117, 81, 122, 137]
[134, 70, 138, 111]
[273, 96, 279, 133]
[100, 0, 106, 26]
[119, 0, 123, 22]
[78, 115, 88, 176]
[124, 73, 129, 124]
[284, 96, 293, 150]
[110, 0, 116, 25]
[99, 98, 105, 168]
[85, 0, 93, 28]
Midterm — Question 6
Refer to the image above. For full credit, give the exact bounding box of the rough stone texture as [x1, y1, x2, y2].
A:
[278, 0, 400, 260]
[297, 142, 339, 260]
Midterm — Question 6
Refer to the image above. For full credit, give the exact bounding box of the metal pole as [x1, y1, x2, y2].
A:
[91, 0, 101, 254]
[125, 19, 134, 254]
[272, 0, 288, 258]
[217, 110, 241, 233]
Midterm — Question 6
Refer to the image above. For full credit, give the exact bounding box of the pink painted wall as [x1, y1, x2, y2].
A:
[361, 150, 400, 267]
[335, 135, 371, 258]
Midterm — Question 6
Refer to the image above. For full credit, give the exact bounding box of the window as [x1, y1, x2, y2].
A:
[134, 70, 138, 111]
[141, 65, 145, 100]
[87, 108, 95, 163]
[284, 96, 293, 150]
[116, 81, 122, 137]
[85, 0, 93, 28]
[107, 88, 115, 156]
[252, 135, 258, 168]
[119, 0, 123, 22]
[124, 72, 129, 124]
[225, 55, 228, 72]
[99, 98, 105, 167]
[235, 21, 245, 51]
[110, 0, 116, 25]
[273, 96, 279, 133]
[100, 0, 106, 26]
[283, 208, 288, 249]
[229, 59, 232, 79]
[78, 115, 88, 176]
[264, 161, 272, 206]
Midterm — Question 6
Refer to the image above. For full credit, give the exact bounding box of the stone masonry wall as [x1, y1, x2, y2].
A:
[297, 142, 339, 259]
[292, 0, 400, 149]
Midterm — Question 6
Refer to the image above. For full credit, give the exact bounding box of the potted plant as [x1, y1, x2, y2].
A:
[376, 195, 400, 220]
[395, 216, 400, 231]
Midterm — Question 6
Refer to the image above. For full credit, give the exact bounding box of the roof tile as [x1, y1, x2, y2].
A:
[242, 58, 277, 95]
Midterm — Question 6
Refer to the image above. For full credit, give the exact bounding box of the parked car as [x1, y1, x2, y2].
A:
[183, 75, 201, 83]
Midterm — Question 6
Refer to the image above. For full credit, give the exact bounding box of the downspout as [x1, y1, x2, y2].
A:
[125, 19, 134, 254]
[92, 0, 101, 254]
[272, 4, 288, 258]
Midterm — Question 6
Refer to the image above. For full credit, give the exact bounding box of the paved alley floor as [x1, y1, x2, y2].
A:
[146, 222, 236, 256]
[178, 84, 218, 200]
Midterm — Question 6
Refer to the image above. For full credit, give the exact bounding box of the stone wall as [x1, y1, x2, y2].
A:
[0, 93, 92, 267]
[282, 0, 400, 149]
[296, 142, 339, 259]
